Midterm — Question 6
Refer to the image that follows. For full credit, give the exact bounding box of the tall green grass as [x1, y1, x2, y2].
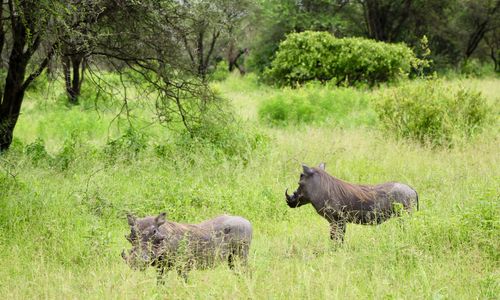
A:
[0, 74, 499, 299]
[375, 79, 492, 147]
[258, 82, 376, 128]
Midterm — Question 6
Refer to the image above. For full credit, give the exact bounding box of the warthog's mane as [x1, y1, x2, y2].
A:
[314, 168, 377, 202]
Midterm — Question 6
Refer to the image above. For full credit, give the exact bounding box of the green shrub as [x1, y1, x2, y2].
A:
[460, 190, 500, 261]
[258, 83, 376, 127]
[375, 80, 489, 147]
[264, 31, 336, 86]
[210, 61, 230, 82]
[24, 138, 51, 165]
[460, 59, 496, 78]
[103, 127, 148, 163]
[53, 133, 80, 171]
[264, 31, 417, 87]
[176, 106, 269, 162]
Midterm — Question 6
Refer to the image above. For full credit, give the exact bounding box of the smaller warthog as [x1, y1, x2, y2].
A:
[285, 163, 418, 243]
[122, 212, 252, 281]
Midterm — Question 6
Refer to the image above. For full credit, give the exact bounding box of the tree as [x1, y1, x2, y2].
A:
[411, 0, 500, 67]
[359, 0, 413, 42]
[59, 1, 101, 105]
[87, 1, 224, 134]
[0, 0, 59, 151]
[0, 0, 229, 151]
[484, 28, 499, 71]
[458, 0, 500, 61]
[172, 0, 256, 79]
[247, 0, 348, 72]
[222, 0, 256, 75]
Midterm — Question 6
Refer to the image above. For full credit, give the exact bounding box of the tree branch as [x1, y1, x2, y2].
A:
[21, 43, 57, 91]
[204, 29, 220, 71]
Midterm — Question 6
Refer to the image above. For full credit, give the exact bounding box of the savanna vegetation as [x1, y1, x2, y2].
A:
[0, 0, 499, 299]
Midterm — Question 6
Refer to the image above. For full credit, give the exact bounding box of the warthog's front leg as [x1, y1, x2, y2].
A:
[226, 242, 251, 277]
[329, 220, 346, 243]
[156, 266, 165, 285]
[227, 242, 250, 270]
[176, 268, 188, 282]
[175, 260, 192, 282]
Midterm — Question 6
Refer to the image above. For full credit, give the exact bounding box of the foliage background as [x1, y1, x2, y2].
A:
[0, 0, 499, 298]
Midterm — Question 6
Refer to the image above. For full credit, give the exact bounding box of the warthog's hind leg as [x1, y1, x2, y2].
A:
[227, 250, 235, 270]
[227, 245, 241, 270]
[227, 242, 250, 273]
[330, 221, 346, 243]
[176, 267, 189, 282]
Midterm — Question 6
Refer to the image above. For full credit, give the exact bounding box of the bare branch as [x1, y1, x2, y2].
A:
[21, 43, 57, 92]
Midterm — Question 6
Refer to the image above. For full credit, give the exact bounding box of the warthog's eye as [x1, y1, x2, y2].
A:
[148, 227, 160, 239]
[150, 228, 165, 244]
[149, 227, 159, 236]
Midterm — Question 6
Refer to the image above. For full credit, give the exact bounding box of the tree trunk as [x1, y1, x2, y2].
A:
[194, 25, 220, 79]
[197, 28, 206, 78]
[0, 20, 30, 151]
[63, 54, 85, 105]
[228, 47, 247, 75]
[362, 0, 412, 42]
[0, 1, 50, 151]
[491, 48, 499, 72]
[0, 76, 26, 151]
[0, 4, 5, 67]
[72, 55, 84, 98]
[464, 21, 489, 59]
[363, 0, 386, 41]
[484, 31, 499, 72]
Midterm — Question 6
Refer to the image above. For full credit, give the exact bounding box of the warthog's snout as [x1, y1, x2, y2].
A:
[285, 188, 300, 207]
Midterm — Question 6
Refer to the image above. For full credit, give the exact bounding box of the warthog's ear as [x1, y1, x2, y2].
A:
[302, 164, 315, 176]
[318, 162, 326, 170]
[155, 212, 167, 226]
[127, 213, 137, 226]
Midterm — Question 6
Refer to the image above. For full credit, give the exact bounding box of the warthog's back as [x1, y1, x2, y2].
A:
[198, 215, 251, 236]
[160, 215, 252, 267]
[221, 216, 253, 242]
[385, 182, 418, 211]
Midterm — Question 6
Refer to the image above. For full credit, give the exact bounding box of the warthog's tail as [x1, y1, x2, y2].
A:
[415, 190, 419, 211]
[407, 185, 419, 212]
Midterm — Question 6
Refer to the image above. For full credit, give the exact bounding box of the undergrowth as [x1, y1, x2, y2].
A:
[0, 75, 498, 299]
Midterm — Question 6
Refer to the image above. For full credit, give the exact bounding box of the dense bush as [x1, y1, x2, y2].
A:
[459, 59, 497, 78]
[104, 127, 149, 162]
[258, 83, 376, 127]
[210, 61, 230, 82]
[264, 31, 417, 87]
[375, 80, 489, 147]
[24, 138, 51, 165]
[173, 103, 269, 162]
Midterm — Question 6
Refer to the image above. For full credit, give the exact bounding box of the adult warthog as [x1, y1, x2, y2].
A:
[122, 213, 252, 281]
[285, 163, 418, 243]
